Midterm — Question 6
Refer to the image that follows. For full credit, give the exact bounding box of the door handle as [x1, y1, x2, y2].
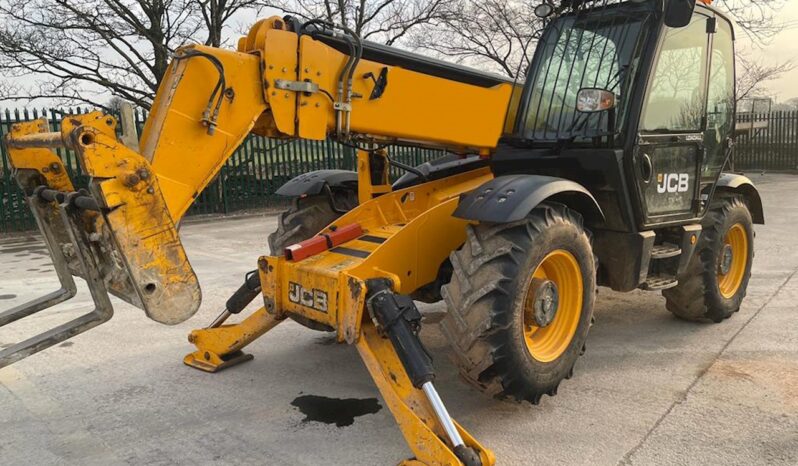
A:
[637, 151, 653, 183]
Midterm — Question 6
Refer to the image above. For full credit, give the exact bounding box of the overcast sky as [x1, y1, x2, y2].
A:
[739, 2, 798, 102]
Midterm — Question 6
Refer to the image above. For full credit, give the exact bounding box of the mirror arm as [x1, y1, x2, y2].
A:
[607, 107, 617, 135]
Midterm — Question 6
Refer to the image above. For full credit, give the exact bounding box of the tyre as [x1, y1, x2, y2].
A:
[440, 203, 596, 403]
[663, 196, 754, 323]
[268, 192, 357, 255]
[268, 191, 357, 331]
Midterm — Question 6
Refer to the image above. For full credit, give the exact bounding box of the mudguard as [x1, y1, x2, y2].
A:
[454, 174, 604, 224]
[275, 169, 357, 197]
[715, 173, 765, 224]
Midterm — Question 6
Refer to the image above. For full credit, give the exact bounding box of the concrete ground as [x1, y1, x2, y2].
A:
[0, 174, 796, 466]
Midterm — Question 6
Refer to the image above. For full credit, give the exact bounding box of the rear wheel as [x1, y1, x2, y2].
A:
[268, 191, 357, 331]
[440, 203, 596, 403]
[268, 192, 357, 255]
[663, 196, 754, 323]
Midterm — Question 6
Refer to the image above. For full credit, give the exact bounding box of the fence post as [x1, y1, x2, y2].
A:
[221, 166, 229, 214]
[0, 108, 9, 232]
[343, 144, 355, 170]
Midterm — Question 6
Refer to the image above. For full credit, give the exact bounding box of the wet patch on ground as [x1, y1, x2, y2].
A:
[0, 294, 17, 300]
[291, 395, 381, 427]
[0, 245, 47, 255]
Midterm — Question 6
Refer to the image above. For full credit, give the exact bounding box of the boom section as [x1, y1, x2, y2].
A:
[141, 17, 515, 220]
[240, 17, 515, 149]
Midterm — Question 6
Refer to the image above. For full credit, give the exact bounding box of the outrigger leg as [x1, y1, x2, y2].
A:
[184, 269, 284, 372]
[182, 155, 497, 464]
[359, 279, 490, 466]
[184, 270, 493, 465]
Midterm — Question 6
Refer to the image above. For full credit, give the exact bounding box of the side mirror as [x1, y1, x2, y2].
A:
[664, 0, 697, 28]
[534, 2, 554, 19]
[576, 88, 616, 113]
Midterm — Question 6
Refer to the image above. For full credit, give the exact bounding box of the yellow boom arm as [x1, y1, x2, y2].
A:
[2, 16, 517, 466]
[142, 17, 515, 222]
[2, 17, 514, 327]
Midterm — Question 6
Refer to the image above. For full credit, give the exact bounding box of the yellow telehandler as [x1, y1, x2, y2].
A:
[0, 1, 764, 464]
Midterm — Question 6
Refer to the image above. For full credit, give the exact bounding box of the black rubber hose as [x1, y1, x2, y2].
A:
[71, 195, 100, 212]
[36, 188, 99, 211]
[36, 188, 64, 203]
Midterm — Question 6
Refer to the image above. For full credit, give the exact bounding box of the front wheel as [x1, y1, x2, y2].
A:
[440, 203, 596, 404]
[663, 196, 754, 323]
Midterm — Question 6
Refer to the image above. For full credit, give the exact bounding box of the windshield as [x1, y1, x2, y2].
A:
[520, 6, 650, 142]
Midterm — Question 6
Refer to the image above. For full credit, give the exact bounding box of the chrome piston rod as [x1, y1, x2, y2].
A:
[422, 381, 466, 448]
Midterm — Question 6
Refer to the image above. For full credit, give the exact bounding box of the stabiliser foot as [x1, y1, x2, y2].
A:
[184, 270, 282, 373]
[183, 350, 254, 373]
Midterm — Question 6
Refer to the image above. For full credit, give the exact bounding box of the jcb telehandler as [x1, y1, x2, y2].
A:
[0, 0, 764, 464]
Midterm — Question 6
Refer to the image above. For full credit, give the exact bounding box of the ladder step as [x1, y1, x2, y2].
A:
[641, 275, 679, 291]
[651, 243, 682, 260]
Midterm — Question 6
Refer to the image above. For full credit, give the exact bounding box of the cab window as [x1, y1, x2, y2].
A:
[703, 18, 735, 176]
[641, 15, 709, 132]
[521, 12, 646, 141]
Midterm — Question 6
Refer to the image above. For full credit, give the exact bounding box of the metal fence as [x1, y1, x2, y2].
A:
[3, 106, 795, 233]
[735, 111, 798, 172]
[0, 107, 443, 233]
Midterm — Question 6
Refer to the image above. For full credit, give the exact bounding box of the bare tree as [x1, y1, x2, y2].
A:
[411, 0, 790, 81]
[0, 0, 250, 109]
[410, 0, 539, 79]
[772, 96, 798, 111]
[260, 0, 449, 45]
[736, 53, 794, 103]
[0, 0, 792, 110]
[197, 0, 262, 47]
[714, 0, 793, 43]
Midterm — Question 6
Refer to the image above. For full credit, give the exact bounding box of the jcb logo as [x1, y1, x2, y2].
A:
[288, 282, 328, 313]
[657, 173, 690, 194]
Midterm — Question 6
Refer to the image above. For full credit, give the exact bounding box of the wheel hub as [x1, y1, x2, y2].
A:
[529, 278, 559, 328]
[719, 244, 734, 275]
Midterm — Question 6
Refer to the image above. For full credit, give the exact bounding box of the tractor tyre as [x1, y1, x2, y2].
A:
[268, 191, 358, 331]
[663, 196, 754, 323]
[440, 203, 596, 404]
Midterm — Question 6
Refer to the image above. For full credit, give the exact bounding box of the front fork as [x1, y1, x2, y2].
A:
[184, 273, 493, 466]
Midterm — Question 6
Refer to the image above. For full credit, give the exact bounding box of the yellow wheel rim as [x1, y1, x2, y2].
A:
[718, 223, 748, 299]
[523, 250, 583, 363]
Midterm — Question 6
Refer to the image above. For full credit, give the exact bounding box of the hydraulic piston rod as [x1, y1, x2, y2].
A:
[365, 279, 482, 466]
[207, 270, 262, 329]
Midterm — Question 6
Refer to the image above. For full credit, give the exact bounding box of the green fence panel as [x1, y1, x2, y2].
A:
[735, 110, 798, 172]
[0, 107, 444, 233]
[6, 105, 798, 234]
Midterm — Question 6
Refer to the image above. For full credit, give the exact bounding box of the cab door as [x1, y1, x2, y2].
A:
[632, 12, 712, 227]
[700, 16, 736, 201]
